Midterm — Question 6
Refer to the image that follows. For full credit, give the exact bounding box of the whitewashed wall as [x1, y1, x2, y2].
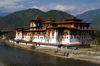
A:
[15, 31, 22, 40]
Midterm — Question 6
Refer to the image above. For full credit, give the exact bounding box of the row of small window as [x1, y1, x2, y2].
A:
[63, 36, 68, 39]
[63, 36, 90, 39]
[70, 36, 90, 39]
[23, 36, 55, 39]
[34, 36, 55, 39]
[77, 27, 89, 29]
[23, 36, 44, 39]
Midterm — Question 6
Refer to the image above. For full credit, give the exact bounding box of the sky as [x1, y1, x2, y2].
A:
[0, 0, 100, 15]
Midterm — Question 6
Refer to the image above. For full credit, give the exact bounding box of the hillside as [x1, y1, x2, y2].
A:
[0, 16, 3, 19]
[88, 15, 100, 30]
[39, 10, 72, 22]
[0, 9, 44, 31]
[0, 9, 73, 31]
[76, 9, 100, 21]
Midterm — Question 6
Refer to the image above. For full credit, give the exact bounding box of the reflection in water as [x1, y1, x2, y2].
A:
[0, 41, 100, 66]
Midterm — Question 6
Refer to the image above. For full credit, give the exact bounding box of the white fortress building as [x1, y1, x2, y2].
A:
[15, 17, 92, 46]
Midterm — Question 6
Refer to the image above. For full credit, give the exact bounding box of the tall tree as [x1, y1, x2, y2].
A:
[95, 31, 100, 46]
[29, 34, 34, 42]
[90, 30, 95, 40]
[57, 35, 63, 44]
[45, 33, 50, 43]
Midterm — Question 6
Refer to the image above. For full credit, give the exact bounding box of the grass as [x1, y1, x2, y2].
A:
[73, 53, 81, 55]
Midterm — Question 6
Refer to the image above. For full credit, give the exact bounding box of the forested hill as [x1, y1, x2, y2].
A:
[39, 10, 72, 22]
[0, 16, 3, 19]
[76, 9, 100, 30]
[87, 15, 100, 30]
[0, 9, 73, 31]
[76, 9, 100, 21]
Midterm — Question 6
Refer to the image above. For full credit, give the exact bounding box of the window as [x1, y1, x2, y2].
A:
[66, 37, 68, 39]
[71, 36, 73, 39]
[38, 23, 39, 26]
[40, 37, 43, 39]
[78, 27, 80, 29]
[66, 32, 68, 35]
[77, 36, 78, 39]
[71, 33, 73, 35]
[36, 37, 37, 39]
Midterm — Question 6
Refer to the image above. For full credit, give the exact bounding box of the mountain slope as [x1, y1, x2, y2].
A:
[88, 15, 100, 30]
[0, 16, 3, 19]
[40, 10, 72, 22]
[0, 9, 73, 31]
[76, 9, 100, 21]
[0, 9, 44, 31]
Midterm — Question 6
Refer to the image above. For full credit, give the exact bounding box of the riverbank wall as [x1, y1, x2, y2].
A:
[2, 39, 100, 65]
[8, 39, 100, 56]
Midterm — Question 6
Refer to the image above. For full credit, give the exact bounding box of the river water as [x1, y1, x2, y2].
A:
[0, 41, 100, 66]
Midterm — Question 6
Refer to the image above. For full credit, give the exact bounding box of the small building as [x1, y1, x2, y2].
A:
[15, 17, 92, 46]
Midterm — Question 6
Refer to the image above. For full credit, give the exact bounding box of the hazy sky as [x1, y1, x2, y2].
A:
[0, 0, 100, 15]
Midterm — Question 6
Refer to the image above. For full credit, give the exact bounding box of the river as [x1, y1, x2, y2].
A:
[0, 41, 100, 66]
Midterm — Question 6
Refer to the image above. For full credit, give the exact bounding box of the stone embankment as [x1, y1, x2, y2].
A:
[2, 39, 100, 65]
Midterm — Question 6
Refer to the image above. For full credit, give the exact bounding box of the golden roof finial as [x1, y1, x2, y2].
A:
[71, 17, 76, 19]
[44, 18, 55, 23]
[35, 16, 40, 20]
[48, 17, 52, 20]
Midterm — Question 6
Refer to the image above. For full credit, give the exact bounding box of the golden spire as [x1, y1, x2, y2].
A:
[71, 17, 76, 19]
[48, 17, 52, 20]
[35, 16, 41, 20]
[44, 18, 55, 23]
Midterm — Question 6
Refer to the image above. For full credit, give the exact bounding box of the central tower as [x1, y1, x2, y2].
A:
[29, 17, 45, 30]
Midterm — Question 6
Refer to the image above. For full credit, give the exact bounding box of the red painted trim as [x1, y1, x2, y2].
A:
[62, 44, 89, 47]
[14, 40, 89, 47]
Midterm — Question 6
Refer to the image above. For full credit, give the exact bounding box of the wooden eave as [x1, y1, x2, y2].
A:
[57, 21, 91, 24]
[46, 27, 58, 29]
[15, 28, 24, 31]
[78, 29, 92, 31]
[30, 26, 39, 28]
[46, 27, 78, 30]
[43, 22, 56, 24]
[24, 29, 46, 32]
[29, 19, 45, 22]
[15, 28, 29, 31]
[30, 25, 43, 28]
[65, 27, 78, 29]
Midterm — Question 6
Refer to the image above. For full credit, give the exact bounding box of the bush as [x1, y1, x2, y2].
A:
[1, 31, 15, 39]
[30, 46, 35, 49]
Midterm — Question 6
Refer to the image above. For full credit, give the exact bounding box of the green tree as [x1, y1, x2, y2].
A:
[90, 30, 95, 40]
[29, 34, 34, 42]
[95, 31, 100, 46]
[0, 9, 73, 31]
[78, 32, 90, 48]
[78, 32, 85, 47]
[45, 34, 50, 43]
[3, 31, 15, 39]
[57, 35, 63, 44]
